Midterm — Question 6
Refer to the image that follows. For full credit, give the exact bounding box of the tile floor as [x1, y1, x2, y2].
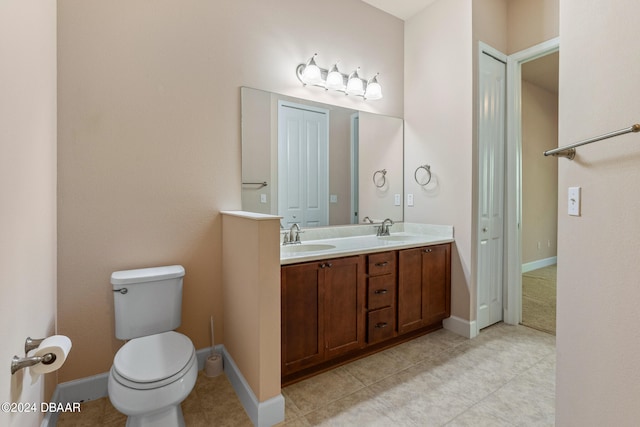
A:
[57, 323, 556, 426]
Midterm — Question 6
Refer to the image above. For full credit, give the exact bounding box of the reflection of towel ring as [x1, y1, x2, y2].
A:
[414, 164, 432, 186]
[373, 169, 387, 188]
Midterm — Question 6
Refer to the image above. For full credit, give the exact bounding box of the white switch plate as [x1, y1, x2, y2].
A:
[568, 187, 581, 216]
[394, 194, 401, 206]
[407, 193, 414, 207]
[330, 194, 338, 203]
[260, 194, 267, 204]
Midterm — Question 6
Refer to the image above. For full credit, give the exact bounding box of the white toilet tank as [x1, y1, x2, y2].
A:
[111, 265, 185, 340]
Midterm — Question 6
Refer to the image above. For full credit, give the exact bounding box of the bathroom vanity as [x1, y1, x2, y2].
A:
[280, 224, 453, 385]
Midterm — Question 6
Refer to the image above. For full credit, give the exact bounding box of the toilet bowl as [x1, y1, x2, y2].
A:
[108, 331, 197, 427]
[108, 265, 197, 427]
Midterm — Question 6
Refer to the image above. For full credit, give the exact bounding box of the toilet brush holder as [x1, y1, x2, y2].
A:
[204, 353, 223, 377]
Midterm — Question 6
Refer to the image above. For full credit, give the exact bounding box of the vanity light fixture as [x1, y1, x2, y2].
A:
[296, 54, 382, 100]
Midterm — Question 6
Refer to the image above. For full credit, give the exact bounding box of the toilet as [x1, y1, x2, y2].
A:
[108, 265, 197, 427]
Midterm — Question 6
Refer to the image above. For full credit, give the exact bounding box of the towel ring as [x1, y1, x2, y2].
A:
[414, 164, 432, 186]
[373, 169, 387, 188]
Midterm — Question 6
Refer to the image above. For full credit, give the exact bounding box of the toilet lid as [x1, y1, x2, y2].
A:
[114, 331, 194, 383]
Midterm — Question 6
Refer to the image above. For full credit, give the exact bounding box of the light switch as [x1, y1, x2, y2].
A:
[568, 187, 581, 216]
[394, 194, 401, 206]
[330, 194, 338, 203]
[407, 193, 414, 207]
[260, 194, 267, 204]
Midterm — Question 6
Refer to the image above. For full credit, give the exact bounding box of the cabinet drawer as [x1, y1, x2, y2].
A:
[368, 251, 396, 276]
[367, 275, 395, 310]
[367, 307, 395, 344]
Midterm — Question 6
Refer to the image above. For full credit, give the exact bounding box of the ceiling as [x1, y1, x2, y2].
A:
[361, 0, 438, 20]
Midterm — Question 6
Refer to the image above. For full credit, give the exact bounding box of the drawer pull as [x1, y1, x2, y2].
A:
[374, 261, 389, 267]
[374, 289, 388, 295]
[374, 322, 388, 329]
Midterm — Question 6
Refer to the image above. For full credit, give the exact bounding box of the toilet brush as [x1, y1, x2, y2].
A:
[204, 316, 223, 377]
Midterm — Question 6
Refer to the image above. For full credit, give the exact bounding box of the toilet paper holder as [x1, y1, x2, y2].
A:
[10, 337, 57, 375]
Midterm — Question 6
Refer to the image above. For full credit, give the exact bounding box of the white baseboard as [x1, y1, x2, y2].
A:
[222, 347, 285, 427]
[41, 344, 286, 427]
[522, 256, 557, 273]
[443, 316, 477, 339]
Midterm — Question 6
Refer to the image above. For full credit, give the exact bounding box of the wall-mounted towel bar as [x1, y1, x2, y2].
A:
[242, 181, 268, 188]
[544, 123, 640, 160]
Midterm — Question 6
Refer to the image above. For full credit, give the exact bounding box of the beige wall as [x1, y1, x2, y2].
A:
[57, 0, 403, 382]
[405, 0, 474, 321]
[507, 0, 559, 54]
[521, 80, 558, 264]
[556, 0, 640, 423]
[0, 1, 57, 425]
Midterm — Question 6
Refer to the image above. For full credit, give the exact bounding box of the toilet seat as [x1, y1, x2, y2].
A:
[113, 331, 195, 390]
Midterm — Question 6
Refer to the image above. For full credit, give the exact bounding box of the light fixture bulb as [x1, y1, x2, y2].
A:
[365, 74, 382, 100]
[325, 63, 344, 91]
[346, 68, 364, 96]
[301, 54, 322, 85]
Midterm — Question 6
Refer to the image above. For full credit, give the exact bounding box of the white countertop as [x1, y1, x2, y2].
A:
[280, 223, 454, 265]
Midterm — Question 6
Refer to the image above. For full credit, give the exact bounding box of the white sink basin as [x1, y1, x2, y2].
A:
[377, 235, 421, 242]
[281, 244, 336, 254]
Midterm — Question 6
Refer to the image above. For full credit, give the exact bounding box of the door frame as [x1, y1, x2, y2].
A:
[504, 37, 560, 325]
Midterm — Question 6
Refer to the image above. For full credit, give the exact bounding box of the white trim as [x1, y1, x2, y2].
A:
[40, 345, 285, 427]
[522, 256, 557, 273]
[504, 37, 560, 326]
[222, 347, 285, 427]
[443, 316, 478, 339]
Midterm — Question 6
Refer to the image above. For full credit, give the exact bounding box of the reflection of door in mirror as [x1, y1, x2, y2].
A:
[278, 101, 329, 227]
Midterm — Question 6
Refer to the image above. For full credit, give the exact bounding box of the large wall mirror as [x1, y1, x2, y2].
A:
[241, 87, 403, 227]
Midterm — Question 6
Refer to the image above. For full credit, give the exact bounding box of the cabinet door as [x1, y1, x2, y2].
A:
[323, 256, 366, 358]
[398, 244, 451, 334]
[398, 247, 425, 334]
[281, 262, 324, 375]
[423, 244, 451, 325]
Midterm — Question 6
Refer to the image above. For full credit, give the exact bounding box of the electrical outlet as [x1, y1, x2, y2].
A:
[407, 193, 414, 207]
[394, 194, 401, 206]
[260, 194, 267, 204]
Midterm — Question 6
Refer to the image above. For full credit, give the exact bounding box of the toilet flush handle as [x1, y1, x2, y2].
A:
[113, 288, 128, 295]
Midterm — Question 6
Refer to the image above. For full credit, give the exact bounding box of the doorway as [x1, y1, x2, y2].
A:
[504, 38, 560, 327]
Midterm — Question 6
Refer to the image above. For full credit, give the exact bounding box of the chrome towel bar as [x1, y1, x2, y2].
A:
[544, 123, 640, 160]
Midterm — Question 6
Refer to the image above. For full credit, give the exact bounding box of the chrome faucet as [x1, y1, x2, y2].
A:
[283, 223, 302, 245]
[377, 218, 394, 236]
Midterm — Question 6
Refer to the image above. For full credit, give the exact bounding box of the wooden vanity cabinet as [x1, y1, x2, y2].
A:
[397, 243, 451, 334]
[280, 255, 365, 376]
[365, 251, 397, 344]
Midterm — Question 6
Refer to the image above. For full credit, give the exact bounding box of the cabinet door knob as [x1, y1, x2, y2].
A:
[424, 248, 433, 253]
[375, 322, 389, 329]
[374, 289, 388, 295]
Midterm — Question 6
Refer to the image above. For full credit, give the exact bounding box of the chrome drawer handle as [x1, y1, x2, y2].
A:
[374, 261, 389, 267]
[374, 322, 388, 329]
[374, 289, 388, 295]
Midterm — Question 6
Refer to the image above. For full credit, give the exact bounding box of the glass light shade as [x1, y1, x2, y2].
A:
[325, 64, 344, 90]
[346, 69, 364, 96]
[301, 55, 323, 85]
[365, 75, 382, 100]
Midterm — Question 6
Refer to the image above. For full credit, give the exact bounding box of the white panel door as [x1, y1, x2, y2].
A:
[278, 102, 329, 227]
[478, 49, 506, 330]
